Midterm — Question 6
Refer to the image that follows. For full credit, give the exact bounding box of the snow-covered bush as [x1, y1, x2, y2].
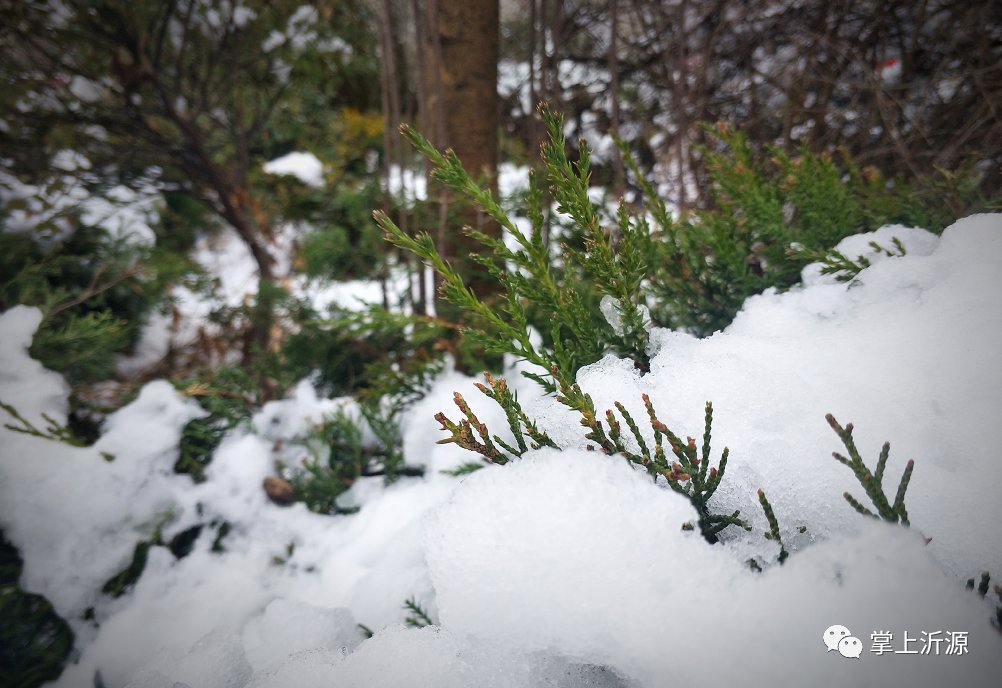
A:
[4, 204, 1002, 684]
[638, 123, 989, 336]
[3, 106, 1002, 687]
[371, 108, 1002, 686]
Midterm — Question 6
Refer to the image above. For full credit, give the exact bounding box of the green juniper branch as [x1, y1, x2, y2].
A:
[435, 372, 749, 544]
[403, 597, 435, 628]
[382, 109, 958, 558]
[826, 413, 914, 525]
[376, 106, 655, 391]
[757, 488, 789, 564]
[440, 461, 485, 477]
[0, 400, 85, 447]
[793, 237, 908, 284]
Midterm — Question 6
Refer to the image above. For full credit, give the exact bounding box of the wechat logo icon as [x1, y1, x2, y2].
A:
[824, 624, 862, 659]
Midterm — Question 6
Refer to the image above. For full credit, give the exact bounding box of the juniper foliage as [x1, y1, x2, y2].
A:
[0, 216, 192, 390]
[292, 405, 423, 516]
[0, 531, 74, 688]
[436, 374, 749, 544]
[0, 400, 85, 448]
[380, 103, 975, 388]
[376, 109, 970, 555]
[757, 489, 789, 565]
[377, 105, 653, 391]
[826, 413, 914, 525]
[808, 237, 907, 283]
[403, 597, 435, 628]
[627, 124, 987, 336]
[440, 461, 486, 477]
[173, 368, 257, 481]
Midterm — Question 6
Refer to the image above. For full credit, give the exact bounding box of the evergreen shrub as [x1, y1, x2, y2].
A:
[376, 106, 984, 557]
[286, 307, 445, 514]
[0, 204, 197, 441]
[0, 223, 158, 386]
[0, 531, 74, 688]
[640, 124, 989, 336]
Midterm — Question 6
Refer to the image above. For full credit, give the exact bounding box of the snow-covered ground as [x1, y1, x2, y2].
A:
[2, 214, 1001, 687]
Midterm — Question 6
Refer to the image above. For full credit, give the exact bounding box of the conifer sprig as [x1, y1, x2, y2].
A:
[403, 597, 435, 628]
[826, 413, 914, 525]
[474, 372, 558, 455]
[757, 488, 789, 564]
[792, 237, 908, 283]
[435, 373, 557, 465]
[549, 376, 748, 542]
[434, 373, 749, 543]
[538, 106, 651, 366]
[0, 400, 85, 447]
[440, 461, 485, 477]
[375, 211, 549, 374]
[434, 391, 509, 464]
[377, 107, 656, 390]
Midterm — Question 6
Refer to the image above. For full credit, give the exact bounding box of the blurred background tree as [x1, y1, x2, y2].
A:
[498, 0, 1001, 209]
[1, 0, 997, 405]
[0, 0, 381, 374]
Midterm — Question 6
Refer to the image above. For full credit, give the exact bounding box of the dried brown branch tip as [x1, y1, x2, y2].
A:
[432, 394, 505, 464]
[826, 413, 913, 526]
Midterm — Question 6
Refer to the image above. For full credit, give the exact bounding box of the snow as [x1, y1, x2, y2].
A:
[262, 151, 325, 188]
[241, 599, 360, 673]
[0, 167, 159, 245]
[68, 76, 103, 103]
[1, 215, 1001, 686]
[425, 448, 729, 663]
[497, 162, 530, 197]
[384, 165, 427, 203]
[427, 450, 1000, 687]
[385, 162, 528, 206]
[0, 309, 203, 656]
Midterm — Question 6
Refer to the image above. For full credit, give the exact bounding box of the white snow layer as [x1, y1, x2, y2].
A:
[0, 215, 1000, 687]
[262, 151, 325, 188]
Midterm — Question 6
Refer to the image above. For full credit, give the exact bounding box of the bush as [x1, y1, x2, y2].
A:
[0, 204, 198, 442]
[637, 124, 990, 336]
[282, 304, 447, 399]
[376, 106, 989, 559]
[172, 366, 259, 481]
[0, 530, 74, 688]
[379, 108, 654, 391]
[290, 406, 424, 516]
[297, 193, 386, 282]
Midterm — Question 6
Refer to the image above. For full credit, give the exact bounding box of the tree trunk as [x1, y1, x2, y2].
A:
[608, 0, 623, 192]
[219, 190, 278, 375]
[423, 0, 500, 301]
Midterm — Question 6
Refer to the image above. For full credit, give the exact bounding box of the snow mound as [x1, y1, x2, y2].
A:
[242, 599, 360, 672]
[538, 212, 1002, 579]
[424, 447, 1002, 686]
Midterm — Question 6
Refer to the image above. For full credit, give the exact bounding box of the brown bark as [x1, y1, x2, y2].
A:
[428, 1, 499, 187]
[423, 0, 500, 301]
[150, 55, 277, 364]
[608, 0, 623, 191]
[378, 0, 402, 311]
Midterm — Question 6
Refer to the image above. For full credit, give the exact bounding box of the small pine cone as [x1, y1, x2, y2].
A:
[263, 476, 295, 506]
